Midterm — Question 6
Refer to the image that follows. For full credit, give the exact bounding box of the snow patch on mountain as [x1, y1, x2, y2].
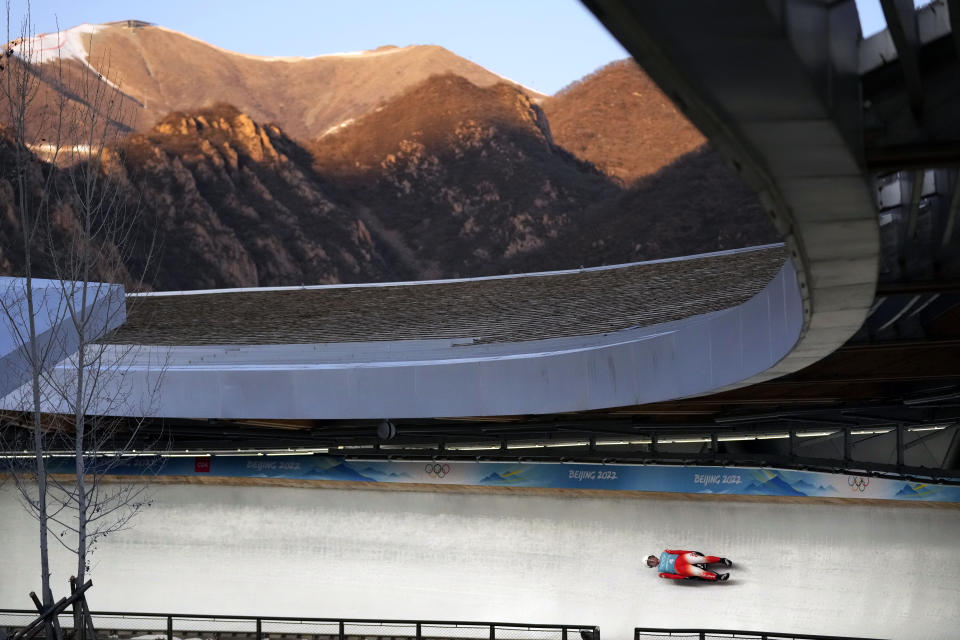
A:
[320, 118, 356, 138]
[490, 71, 548, 99]
[9, 23, 122, 89]
[144, 25, 547, 97]
[313, 47, 413, 59]
[155, 25, 414, 63]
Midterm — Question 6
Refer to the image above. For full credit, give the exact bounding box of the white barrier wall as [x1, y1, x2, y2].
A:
[8, 257, 803, 419]
[0, 278, 126, 399]
[2, 483, 957, 639]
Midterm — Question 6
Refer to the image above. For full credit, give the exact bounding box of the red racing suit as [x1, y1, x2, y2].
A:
[656, 550, 725, 580]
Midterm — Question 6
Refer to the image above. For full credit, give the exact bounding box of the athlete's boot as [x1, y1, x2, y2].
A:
[721, 558, 733, 567]
[717, 572, 730, 581]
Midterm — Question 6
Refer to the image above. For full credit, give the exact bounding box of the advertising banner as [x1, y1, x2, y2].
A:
[60, 454, 960, 503]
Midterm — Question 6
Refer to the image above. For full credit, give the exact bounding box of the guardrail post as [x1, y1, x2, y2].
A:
[593, 626, 600, 640]
[489, 624, 495, 640]
[562, 628, 568, 640]
[897, 424, 905, 468]
[166, 617, 172, 640]
[699, 632, 705, 640]
[416, 623, 421, 640]
[338, 621, 344, 640]
[255, 619, 261, 640]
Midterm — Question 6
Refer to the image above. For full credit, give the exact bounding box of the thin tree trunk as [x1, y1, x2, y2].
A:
[74, 341, 87, 587]
[12, 48, 54, 634]
[74, 275, 89, 618]
[5, 2, 57, 625]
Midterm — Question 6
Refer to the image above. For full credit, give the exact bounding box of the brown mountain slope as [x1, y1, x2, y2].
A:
[543, 59, 705, 185]
[8, 22, 541, 142]
[0, 129, 138, 286]
[310, 74, 618, 279]
[118, 105, 408, 290]
[0, 107, 414, 291]
[502, 147, 780, 273]
[0, 95, 777, 291]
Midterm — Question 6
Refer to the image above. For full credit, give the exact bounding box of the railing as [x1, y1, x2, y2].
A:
[0, 610, 599, 640]
[634, 628, 886, 640]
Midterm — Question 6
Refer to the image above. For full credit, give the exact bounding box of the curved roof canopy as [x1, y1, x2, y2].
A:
[53, 245, 796, 419]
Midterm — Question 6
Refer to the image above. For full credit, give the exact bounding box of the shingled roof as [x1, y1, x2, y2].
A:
[108, 246, 787, 346]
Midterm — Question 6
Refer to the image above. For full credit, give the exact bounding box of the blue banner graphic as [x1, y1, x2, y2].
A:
[55, 455, 960, 503]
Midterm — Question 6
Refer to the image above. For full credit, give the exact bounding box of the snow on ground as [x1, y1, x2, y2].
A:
[489, 70, 548, 98]
[155, 26, 547, 97]
[312, 47, 414, 59]
[155, 25, 414, 63]
[8, 23, 119, 88]
[11, 23, 547, 99]
[8, 23, 100, 65]
[320, 118, 356, 138]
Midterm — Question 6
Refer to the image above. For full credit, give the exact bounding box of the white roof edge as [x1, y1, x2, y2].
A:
[129, 243, 786, 298]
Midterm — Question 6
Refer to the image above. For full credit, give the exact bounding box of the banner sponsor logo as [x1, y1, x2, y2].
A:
[45, 455, 960, 502]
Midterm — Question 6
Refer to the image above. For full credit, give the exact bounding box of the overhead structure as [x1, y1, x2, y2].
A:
[582, 0, 880, 391]
[51, 245, 796, 419]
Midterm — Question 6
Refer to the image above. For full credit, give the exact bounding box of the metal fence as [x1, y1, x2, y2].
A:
[634, 628, 887, 640]
[0, 611, 599, 640]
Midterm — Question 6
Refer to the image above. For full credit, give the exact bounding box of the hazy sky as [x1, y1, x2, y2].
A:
[6, 1, 906, 95]
[10, 0, 631, 95]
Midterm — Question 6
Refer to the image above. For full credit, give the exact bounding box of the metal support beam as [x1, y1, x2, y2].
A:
[843, 428, 852, 462]
[943, 426, 960, 468]
[897, 425, 905, 467]
[904, 424, 957, 450]
[880, 0, 924, 114]
[906, 170, 925, 244]
[949, 0, 960, 64]
[876, 294, 921, 332]
[941, 167, 960, 249]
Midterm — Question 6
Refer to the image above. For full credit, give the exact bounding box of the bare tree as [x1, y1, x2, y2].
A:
[40, 27, 161, 599]
[0, 3, 163, 632]
[0, 1, 66, 623]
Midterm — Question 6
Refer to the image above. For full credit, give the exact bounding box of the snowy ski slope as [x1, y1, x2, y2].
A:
[1, 483, 957, 639]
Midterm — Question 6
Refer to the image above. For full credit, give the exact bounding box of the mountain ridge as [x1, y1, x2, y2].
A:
[0, 25, 779, 291]
[7, 21, 544, 142]
[544, 59, 706, 185]
[310, 73, 618, 279]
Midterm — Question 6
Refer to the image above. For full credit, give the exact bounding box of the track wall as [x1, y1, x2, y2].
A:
[1, 483, 957, 640]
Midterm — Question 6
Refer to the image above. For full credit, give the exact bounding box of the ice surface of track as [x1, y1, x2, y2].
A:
[2, 483, 958, 639]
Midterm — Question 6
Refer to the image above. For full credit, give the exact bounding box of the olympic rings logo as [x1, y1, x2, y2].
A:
[425, 463, 451, 479]
[848, 476, 870, 492]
